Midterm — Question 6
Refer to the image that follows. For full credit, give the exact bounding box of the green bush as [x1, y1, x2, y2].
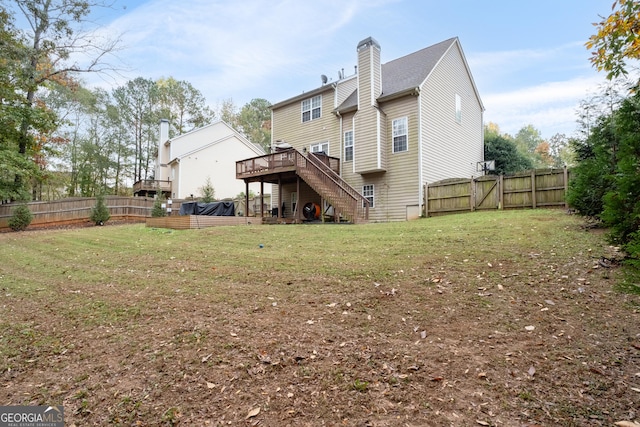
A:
[8, 204, 33, 231]
[151, 195, 167, 217]
[90, 193, 110, 225]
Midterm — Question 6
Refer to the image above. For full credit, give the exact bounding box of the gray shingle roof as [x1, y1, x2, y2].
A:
[336, 37, 458, 112]
[381, 37, 457, 97]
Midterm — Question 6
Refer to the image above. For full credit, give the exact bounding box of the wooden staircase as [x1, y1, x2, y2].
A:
[295, 151, 369, 223]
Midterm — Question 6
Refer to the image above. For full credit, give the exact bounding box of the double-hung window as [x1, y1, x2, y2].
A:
[344, 130, 353, 161]
[392, 117, 408, 153]
[310, 142, 329, 154]
[362, 184, 374, 208]
[302, 95, 321, 122]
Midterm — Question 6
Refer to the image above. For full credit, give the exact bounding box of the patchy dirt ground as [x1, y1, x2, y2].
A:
[0, 211, 639, 426]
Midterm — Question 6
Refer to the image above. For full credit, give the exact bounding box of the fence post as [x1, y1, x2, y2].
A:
[424, 183, 429, 218]
[498, 175, 504, 210]
[531, 170, 537, 209]
[470, 178, 475, 212]
[563, 166, 569, 209]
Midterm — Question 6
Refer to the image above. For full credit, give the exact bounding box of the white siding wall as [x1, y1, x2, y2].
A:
[169, 122, 238, 160]
[175, 137, 265, 200]
[420, 42, 484, 187]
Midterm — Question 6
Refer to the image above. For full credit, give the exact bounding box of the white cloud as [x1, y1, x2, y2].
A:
[483, 75, 607, 137]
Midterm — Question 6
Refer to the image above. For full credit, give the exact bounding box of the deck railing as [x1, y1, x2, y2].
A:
[133, 179, 172, 194]
[236, 149, 368, 223]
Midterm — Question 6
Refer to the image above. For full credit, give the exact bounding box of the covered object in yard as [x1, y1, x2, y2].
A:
[179, 201, 235, 216]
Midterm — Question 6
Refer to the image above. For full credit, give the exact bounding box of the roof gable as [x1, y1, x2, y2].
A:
[168, 120, 265, 162]
[380, 37, 457, 98]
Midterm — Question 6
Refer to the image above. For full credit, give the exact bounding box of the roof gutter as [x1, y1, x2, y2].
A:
[378, 87, 420, 103]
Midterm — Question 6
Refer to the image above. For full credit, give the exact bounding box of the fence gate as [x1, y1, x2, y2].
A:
[425, 168, 570, 217]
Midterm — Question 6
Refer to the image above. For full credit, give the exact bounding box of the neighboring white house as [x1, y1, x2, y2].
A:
[155, 119, 270, 200]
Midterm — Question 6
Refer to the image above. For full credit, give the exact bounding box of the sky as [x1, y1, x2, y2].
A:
[71, 0, 617, 138]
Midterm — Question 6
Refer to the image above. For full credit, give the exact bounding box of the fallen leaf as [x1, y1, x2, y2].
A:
[476, 421, 490, 426]
[525, 325, 535, 331]
[420, 330, 427, 339]
[528, 366, 536, 377]
[631, 387, 640, 393]
[206, 382, 215, 389]
[246, 407, 260, 419]
[477, 372, 487, 379]
[614, 422, 640, 427]
[431, 376, 444, 382]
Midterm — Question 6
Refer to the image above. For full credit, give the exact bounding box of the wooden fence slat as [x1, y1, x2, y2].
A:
[425, 168, 570, 217]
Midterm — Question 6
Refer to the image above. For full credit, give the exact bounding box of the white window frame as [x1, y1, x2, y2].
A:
[302, 95, 322, 122]
[310, 141, 329, 154]
[344, 130, 353, 161]
[455, 94, 462, 123]
[392, 117, 408, 153]
[362, 184, 374, 208]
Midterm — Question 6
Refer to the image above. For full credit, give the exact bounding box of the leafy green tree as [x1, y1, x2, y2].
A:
[237, 98, 271, 151]
[9, 0, 118, 198]
[156, 77, 215, 135]
[586, 0, 640, 79]
[8, 203, 33, 231]
[112, 78, 157, 183]
[567, 115, 618, 218]
[484, 127, 533, 175]
[90, 193, 110, 225]
[216, 98, 239, 128]
[600, 92, 640, 260]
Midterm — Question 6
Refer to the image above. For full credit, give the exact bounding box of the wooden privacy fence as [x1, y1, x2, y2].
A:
[0, 196, 167, 229]
[424, 168, 571, 217]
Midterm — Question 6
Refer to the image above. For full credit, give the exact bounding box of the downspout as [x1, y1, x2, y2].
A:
[373, 104, 387, 172]
[418, 91, 424, 216]
[336, 109, 343, 176]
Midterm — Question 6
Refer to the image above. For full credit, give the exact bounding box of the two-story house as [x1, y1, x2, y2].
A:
[236, 36, 484, 222]
[134, 119, 269, 202]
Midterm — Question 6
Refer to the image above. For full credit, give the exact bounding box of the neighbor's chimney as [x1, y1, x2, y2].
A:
[156, 119, 170, 181]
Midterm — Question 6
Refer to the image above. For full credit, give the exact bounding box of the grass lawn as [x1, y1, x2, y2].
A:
[0, 209, 638, 426]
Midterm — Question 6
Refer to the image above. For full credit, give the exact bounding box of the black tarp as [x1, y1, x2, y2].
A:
[179, 201, 235, 216]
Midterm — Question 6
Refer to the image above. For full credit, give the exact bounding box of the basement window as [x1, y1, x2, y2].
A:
[362, 184, 374, 208]
[302, 95, 322, 122]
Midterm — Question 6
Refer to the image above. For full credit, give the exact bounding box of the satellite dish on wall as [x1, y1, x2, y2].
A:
[321, 74, 328, 85]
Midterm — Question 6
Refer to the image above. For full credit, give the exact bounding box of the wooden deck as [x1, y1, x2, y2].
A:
[133, 179, 172, 196]
[236, 150, 340, 183]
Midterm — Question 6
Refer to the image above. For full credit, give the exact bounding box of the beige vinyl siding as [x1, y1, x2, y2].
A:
[272, 87, 340, 155]
[336, 75, 357, 107]
[420, 42, 483, 187]
[382, 96, 419, 221]
[342, 96, 419, 222]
